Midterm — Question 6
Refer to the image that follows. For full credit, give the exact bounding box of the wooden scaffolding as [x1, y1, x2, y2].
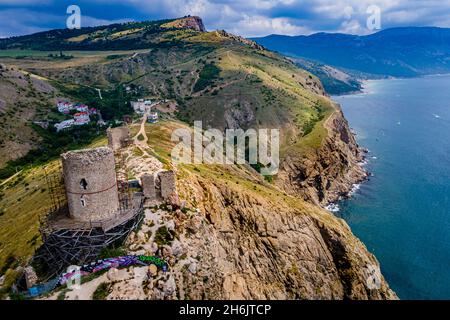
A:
[35, 151, 143, 279]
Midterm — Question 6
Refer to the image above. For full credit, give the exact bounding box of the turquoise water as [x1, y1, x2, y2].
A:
[333, 75, 450, 300]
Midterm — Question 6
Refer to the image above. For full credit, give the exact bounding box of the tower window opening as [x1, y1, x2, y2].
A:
[80, 178, 88, 190]
[80, 195, 86, 207]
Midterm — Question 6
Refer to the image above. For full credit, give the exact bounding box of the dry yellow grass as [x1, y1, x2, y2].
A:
[0, 136, 107, 292]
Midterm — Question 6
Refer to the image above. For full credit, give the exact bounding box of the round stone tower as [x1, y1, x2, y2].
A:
[61, 147, 119, 222]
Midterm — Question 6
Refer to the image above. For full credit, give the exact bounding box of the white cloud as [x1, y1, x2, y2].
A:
[1, 0, 450, 38]
[228, 15, 309, 37]
[101, 0, 450, 36]
[339, 19, 364, 35]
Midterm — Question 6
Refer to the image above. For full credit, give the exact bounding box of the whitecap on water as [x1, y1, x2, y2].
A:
[348, 183, 361, 196]
[325, 203, 340, 213]
[358, 159, 368, 166]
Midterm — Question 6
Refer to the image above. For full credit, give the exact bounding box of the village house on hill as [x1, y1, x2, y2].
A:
[54, 101, 97, 131]
[74, 112, 90, 125]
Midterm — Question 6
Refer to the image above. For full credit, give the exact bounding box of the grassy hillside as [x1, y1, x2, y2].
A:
[0, 19, 177, 51]
[0, 17, 335, 171]
[0, 17, 342, 294]
[0, 65, 59, 168]
[292, 58, 362, 95]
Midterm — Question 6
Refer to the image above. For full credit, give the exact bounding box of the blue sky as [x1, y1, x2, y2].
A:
[0, 0, 449, 38]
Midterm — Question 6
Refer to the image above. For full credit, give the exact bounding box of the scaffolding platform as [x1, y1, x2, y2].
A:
[34, 194, 144, 278]
[43, 193, 143, 233]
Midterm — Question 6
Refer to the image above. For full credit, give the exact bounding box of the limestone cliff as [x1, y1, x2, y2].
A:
[162, 16, 206, 32]
[172, 170, 395, 299]
[60, 160, 396, 300]
[278, 105, 368, 206]
[50, 121, 396, 300]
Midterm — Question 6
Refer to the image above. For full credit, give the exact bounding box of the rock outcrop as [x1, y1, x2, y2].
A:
[171, 172, 396, 300]
[216, 30, 265, 50]
[83, 168, 395, 300]
[277, 106, 368, 206]
[162, 16, 206, 32]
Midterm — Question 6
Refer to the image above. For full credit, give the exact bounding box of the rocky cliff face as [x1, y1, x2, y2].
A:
[163, 16, 206, 32]
[63, 164, 395, 300]
[47, 120, 396, 300]
[173, 172, 395, 299]
[278, 106, 368, 206]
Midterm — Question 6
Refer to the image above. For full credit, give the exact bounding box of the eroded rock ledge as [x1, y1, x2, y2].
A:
[172, 174, 397, 300]
[278, 107, 368, 206]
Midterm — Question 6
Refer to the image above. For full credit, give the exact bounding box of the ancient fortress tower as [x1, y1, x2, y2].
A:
[61, 147, 119, 222]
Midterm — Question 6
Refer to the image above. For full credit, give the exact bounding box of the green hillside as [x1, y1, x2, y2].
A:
[0, 17, 335, 172]
[0, 17, 340, 294]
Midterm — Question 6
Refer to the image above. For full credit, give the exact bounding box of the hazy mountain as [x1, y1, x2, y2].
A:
[252, 27, 450, 77]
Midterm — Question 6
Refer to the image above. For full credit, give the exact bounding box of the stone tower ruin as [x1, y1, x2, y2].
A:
[61, 147, 119, 222]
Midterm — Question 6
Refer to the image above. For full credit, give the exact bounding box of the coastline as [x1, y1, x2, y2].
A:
[323, 84, 375, 213]
[325, 72, 450, 212]
[327, 74, 450, 298]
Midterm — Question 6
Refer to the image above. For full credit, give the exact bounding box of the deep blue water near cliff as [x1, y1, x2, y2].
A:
[333, 75, 450, 299]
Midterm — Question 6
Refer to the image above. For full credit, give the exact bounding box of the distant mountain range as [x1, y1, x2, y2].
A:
[252, 27, 450, 78]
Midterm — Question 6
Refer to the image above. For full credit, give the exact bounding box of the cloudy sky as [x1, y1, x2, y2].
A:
[0, 0, 449, 38]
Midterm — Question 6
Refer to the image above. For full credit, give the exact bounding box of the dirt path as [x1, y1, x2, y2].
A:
[95, 88, 103, 100]
[126, 115, 165, 180]
[134, 114, 150, 155]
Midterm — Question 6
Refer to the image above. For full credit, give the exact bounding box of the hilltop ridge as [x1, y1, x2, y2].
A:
[161, 16, 206, 32]
[0, 16, 204, 51]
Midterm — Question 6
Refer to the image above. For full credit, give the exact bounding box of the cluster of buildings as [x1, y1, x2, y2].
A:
[53, 97, 160, 132]
[55, 101, 98, 132]
[131, 99, 159, 123]
[131, 99, 152, 115]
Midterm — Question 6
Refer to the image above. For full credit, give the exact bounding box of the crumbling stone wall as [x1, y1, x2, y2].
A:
[61, 147, 119, 222]
[107, 126, 131, 151]
[141, 174, 156, 201]
[141, 170, 177, 203]
[159, 171, 176, 200]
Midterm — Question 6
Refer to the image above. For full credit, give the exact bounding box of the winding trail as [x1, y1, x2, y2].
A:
[134, 114, 151, 157]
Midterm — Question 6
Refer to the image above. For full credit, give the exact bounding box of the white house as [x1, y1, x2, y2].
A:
[55, 119, 75, 132]
[131, 99, 152, 114]
[57, 101, 73, 114]
[74, 112, 90, 125]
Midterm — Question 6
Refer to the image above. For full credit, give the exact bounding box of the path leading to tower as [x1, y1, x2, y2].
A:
[127, 114, 164, 180]
[134, 114, 150, 155]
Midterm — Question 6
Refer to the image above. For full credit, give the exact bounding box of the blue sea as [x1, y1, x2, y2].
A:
[333, 74, 450, 300]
